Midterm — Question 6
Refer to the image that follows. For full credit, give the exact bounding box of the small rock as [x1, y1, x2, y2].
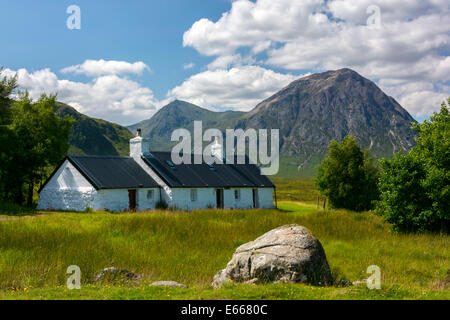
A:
[334, 279, 353, 287]
[352, 279, 368, 286]
[94, 267, 141, 284]
[151, 281, 187, 288]
[244, 278, 259, 285]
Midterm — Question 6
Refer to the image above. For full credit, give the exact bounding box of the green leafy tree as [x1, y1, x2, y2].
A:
[8, 93, 74, 206]
[377, 98, 449, 233]
[0, 68, 19, 201]
[315, 135, 379, 211]
[0, 67, 18, 125]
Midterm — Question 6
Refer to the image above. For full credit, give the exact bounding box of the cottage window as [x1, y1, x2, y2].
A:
[234, 189, 240, 200]
[147, 190, 154, 200]
[190, 189, 197, 202]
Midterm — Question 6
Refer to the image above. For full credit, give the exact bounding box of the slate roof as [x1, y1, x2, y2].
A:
[142, 151, 274, 188]
[40, 155, 160, 192]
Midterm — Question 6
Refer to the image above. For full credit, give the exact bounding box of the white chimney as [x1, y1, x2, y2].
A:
[211, 136, 223, 161]
[130, 129, 150, 158]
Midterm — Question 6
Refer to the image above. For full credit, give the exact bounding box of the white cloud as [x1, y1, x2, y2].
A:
[183, 63, 195, 70]
[5, 67, 158, 125]
[168, 65, 298, 111]
[378, 79, 449, 118]
[61, 59, 150, 77]
[183, 0, 450, 118]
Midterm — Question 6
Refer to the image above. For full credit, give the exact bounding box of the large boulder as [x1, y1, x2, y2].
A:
[212, 224, 332, 288]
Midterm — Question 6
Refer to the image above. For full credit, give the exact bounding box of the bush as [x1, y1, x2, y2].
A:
[376, 98, 449, 233]
[315, 135, 379, 211]
[155, 200, 168, 210]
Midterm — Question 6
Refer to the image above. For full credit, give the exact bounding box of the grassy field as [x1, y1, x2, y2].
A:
[0, 179, 448, 300]
[272, 177, 328, 207]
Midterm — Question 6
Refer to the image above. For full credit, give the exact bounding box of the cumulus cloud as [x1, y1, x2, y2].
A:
[61, 59, 150, 77]
[4, 67, 158, 125]
[168, 65, 297, 111]
[182, 0, 450, 118]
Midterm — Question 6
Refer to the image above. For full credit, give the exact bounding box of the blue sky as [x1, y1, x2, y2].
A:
[1, 0, 449, 125]
[1, 0, 229, 98]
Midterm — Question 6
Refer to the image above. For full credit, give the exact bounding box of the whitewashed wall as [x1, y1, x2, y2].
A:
[91, 188, 158, 212]
[37, 160, 97, 211]
[256, 188, 275, 208]
[132, 155, 173, 206]
[92, 189, 129, 211]
[223, 188, 253, 209]
[170, 187, 274, 210]
[137, 188, 160, 210]
[170, 188, 216, 210]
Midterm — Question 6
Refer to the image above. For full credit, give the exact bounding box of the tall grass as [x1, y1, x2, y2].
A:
[0, 205, 448, 297]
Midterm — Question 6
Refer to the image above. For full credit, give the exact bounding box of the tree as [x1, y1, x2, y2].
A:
[0, 67, 18, 125]
[0, 68, 18, 201]
[8, 93, 74, 206]
[376, 98, 449, 233]
[315, 135, 379, 211]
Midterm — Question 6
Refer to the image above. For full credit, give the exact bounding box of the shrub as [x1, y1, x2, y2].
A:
[155, 200, 168, 210]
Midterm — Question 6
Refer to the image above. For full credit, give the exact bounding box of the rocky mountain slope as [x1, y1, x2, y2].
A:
[239, 68, 417, 159]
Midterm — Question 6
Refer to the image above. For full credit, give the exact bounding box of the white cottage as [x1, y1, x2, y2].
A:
[37, 130, 275, 212]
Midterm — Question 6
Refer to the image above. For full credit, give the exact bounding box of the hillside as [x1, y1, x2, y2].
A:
[55, 103, 133, 156]
[128, 69, 417, 176]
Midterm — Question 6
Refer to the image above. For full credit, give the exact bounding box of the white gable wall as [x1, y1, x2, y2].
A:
[37, 160, 97, 211]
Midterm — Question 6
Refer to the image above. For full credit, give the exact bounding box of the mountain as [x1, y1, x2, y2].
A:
[127, 100, 244, 150]
[240, 68, 416, 158]
[55, 103, 133, 156]
[128, 68, 417, 177]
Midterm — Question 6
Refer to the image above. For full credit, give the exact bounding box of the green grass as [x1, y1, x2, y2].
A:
[273, 177, 323, 205]
[0, 200, 448, 300]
